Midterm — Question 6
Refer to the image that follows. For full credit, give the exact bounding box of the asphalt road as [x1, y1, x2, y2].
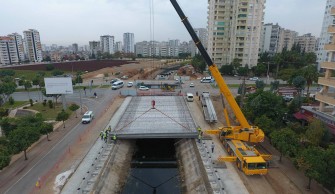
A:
[0, 88, 119, 194]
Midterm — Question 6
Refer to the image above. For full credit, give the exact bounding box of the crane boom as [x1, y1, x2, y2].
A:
[170, 0, 250, 128]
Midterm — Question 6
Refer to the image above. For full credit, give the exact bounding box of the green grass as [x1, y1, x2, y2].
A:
[11, 70, 52, 80]
[1, 101, 29, 109]
[27, 103, 72, 120]
[100, 85, 111, 88]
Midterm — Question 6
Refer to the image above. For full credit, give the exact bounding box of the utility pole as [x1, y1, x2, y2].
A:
[79, 89, 83, 114]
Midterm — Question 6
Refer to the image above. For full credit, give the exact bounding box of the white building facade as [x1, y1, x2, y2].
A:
[123, 33, 135, 53]
[317, 0, 335, 69]
[8, 33, 25, 62]
[260, 23, 281, 55]
[0, 36, 19, 65]
[100, 35, 115, 54]
[207, 0, 266, 67]
[23, 29, 42, 62]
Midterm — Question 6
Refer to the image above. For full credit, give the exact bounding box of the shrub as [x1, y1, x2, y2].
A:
[42, 100, 47, 107]
[8, 97, 14, 105]
[29, 99, 33, 106]
[48, 100, 53, 109]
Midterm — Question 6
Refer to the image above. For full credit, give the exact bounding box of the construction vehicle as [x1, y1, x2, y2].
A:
[170, 0, 271, 175]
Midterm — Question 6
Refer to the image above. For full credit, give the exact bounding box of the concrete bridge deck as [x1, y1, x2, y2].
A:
[112, 96, 198, 139]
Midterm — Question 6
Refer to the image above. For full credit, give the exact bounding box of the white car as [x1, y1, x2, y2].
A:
[189, 83, 194, 87]
[127, 82, 133, 87]
[249, 77, 259, 81]
[139, 86, 149, 90]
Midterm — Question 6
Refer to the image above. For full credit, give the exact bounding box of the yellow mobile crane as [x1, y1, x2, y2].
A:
[170, 0, 271, 175]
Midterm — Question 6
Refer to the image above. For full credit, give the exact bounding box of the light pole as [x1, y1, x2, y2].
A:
[266, 61, 270, 85]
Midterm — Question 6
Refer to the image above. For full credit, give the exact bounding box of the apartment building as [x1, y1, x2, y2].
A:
[313, 5, 335, 135]
[135, 40, 186, 58]
[0, 36, 19, 65]
[115, 41, 123, 52]
[89, 41, 100, 55]
[277, 29, 298, 52]
[135, 41, 160, 57]
[259, 23, 281, 55]
[72, 43, 78, 53]
[317, 0, 335, 69]
[294, 33, 317, 53]
[23, 29, 42, 62]
[8, 33, 25, 62]
[100, 35, 115, 54]
[207, 0, 266, 67]
[123, 33, 135, 53]
[190, 28, 208, 56]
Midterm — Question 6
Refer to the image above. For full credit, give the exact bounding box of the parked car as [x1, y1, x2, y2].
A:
[121, 75, 128, 79]
[127, 82, 134, 87]
[249, 77, 259, 81]
[189, 83, 194, 87]
[139, 86, 149, 91]
[110, 79, 119, 84]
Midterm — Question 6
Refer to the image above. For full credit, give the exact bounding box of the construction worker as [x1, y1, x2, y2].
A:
[100, 131, 104, 140]
[198, 133, 202, 143]
[197, 126, 202, 134]
[113, 134, 117, 144]
[103, 131, 107, 143]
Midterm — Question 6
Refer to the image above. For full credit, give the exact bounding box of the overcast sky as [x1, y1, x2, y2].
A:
[0, 0, 326, 46]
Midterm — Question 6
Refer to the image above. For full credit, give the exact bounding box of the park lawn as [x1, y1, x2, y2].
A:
[11, 70, 52, 80]
[1, 101, 29, 109]
[100, 85, 111, 88]
[27, 103, 72, 120]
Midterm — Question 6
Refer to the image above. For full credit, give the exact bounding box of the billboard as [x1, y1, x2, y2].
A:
[44, 77, 73, 94]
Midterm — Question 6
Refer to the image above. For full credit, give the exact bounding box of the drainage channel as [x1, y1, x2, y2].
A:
[122, 139, 181, 194]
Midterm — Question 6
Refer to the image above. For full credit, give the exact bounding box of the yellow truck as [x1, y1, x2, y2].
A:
[170, 0, 271, 175]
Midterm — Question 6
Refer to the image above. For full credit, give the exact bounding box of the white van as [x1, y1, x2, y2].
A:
[82, 111, 94, 124]
[186, 93, 194, 102]
[112, 81, 124, 90]
[200, 76, 214, 83]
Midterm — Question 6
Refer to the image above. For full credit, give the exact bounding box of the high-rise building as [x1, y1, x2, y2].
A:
[277, 29, 298, 52]
[315, 6, 335, 115]
[260, 23, 282, 55]
[72, 43, 79, 53]
[100, 35, 115, 54]
[192, 28, 208, 56]
[0, 36, 19, 65]
[8, 33, 25, 62]
[115, 41, 123, 52]
[317, 0, 335, 69]
[294, 33, 317, 53]
[123, 33, 135, 53]
[207, 0, 266, 67]
[23, 29, 42, 62]
[89, 41, 100, 55]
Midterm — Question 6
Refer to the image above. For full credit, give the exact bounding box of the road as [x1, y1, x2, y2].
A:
[0, 88, 119, 194]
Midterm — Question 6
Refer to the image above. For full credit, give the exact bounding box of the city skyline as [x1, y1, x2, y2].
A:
[0, 0, 325, 45]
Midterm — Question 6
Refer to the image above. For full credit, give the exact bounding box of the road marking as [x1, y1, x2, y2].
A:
[4, 121, 82, 194]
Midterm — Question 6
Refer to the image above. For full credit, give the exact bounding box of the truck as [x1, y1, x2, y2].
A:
[170, 0, 271, 175]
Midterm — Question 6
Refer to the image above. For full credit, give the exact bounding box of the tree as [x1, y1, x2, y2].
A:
[302, 64, 319, 99]
[254, 115, 276, 135]
[270, 80, 280, 92]
[23, 80, 32, 99]
[296, 146, 326, 190]
[52, 69, 64, 76]
[39, 122, 53, 141]
[56, 110, 70, 128]
[219, 64, 234, 75]
[69, 104, 80, 118]
[292, 76, 306, 108]
[8, 127, 40, 160]
[191, 55, 207, 73]
[0, 142, 10, 170]
[0, 81, 16, 106]
[320, 145, 335, 190]
[255, 80, 265, 90]
[236, 66, 248, 77]
[243, 90, 286, 123]
[305, 119, 328, 147]
[45, 64, 55, 71]
[0, 117, 17, 137]
[270, 128, 299, 161]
